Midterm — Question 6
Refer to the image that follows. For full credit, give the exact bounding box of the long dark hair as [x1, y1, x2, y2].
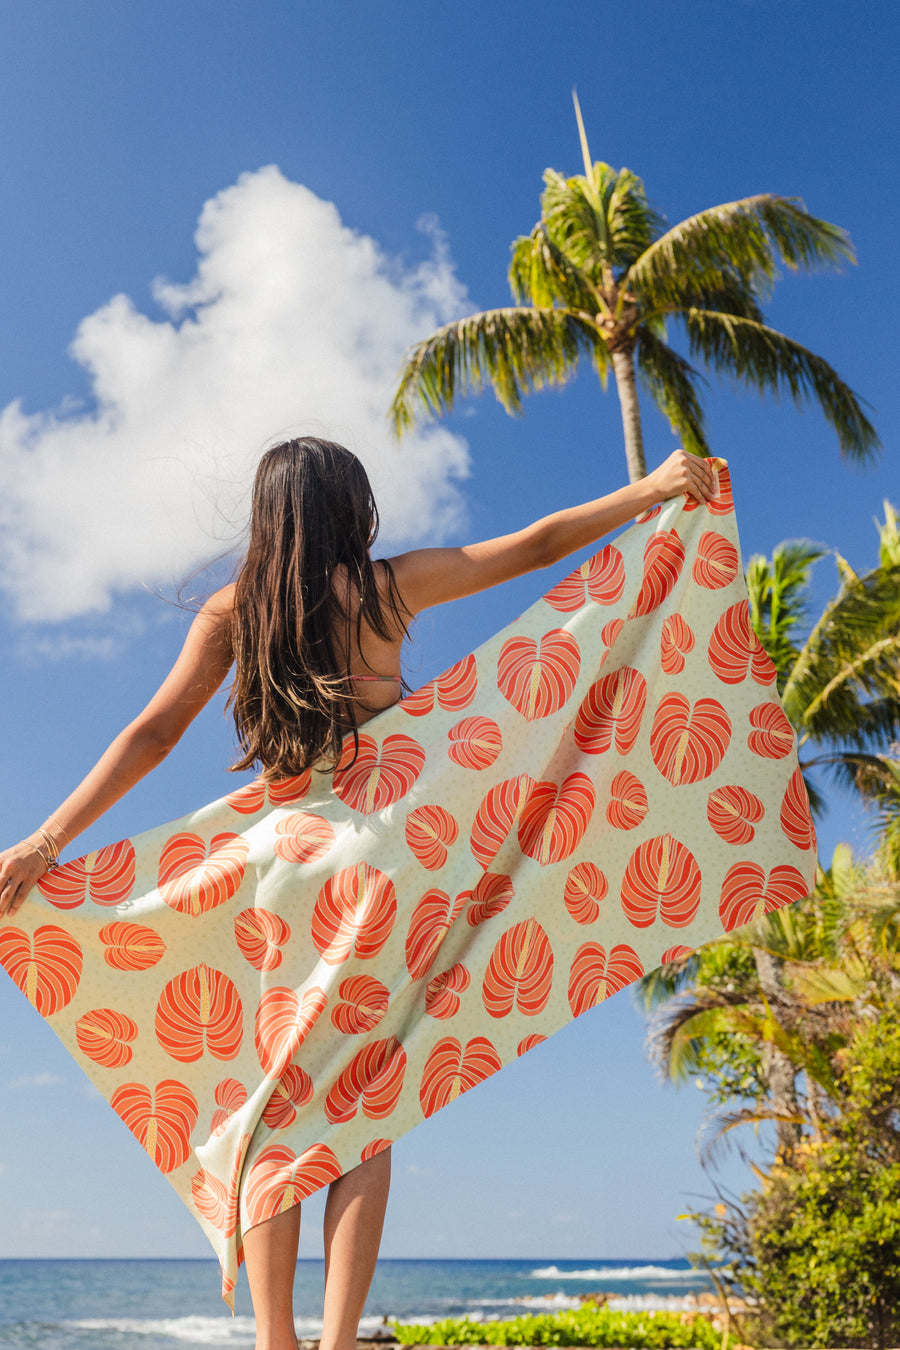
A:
[228, 437, 407, 779]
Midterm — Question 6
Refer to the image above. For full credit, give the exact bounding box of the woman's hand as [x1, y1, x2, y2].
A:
[0, 841, 50, 920]
[645, 449, 717, 505]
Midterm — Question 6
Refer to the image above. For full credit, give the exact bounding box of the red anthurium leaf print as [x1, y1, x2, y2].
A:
[426, 963, 471, 1019]
[650, 693, 732, 786]
[568, 942, 644, 1016]
[708, 601, 777, 686]
[75, 1007, 138, 1069]
[463, 872, 515, 927]
[470, 775, 533, 869]
[517, 1033, 547, 1056]
[405, 889, 467, 979]
[707, 785, 765, 845]
[607, 771, 649, 831]
[324, 1037, 406, 1124]
[401, 654, 478, 717]
[361, 1139, 392, 1162]
[274, 813, 335, 864]
[192, 1135, 249, 1237]
[447, 716, 503, 771]
[628, 530, 685, 619]
[261, 1064, 314, 1129]
[255, 986, 328, 1078]
[406, 805, 459, 870]
[692, 532, 740, 590]
[211, 1078, 248, 1135]
[780, 768, 817, 851]
[720, 863, 810, 931]
[234, 909, 291, 972]
[482, 918, 553, 1018]
[748, 702, 795, 759]
[244, 1143, 342, 1225]
[226, 772, 312, 813]
[621, 835, 702, 929]
[705, 461, 734, 516]
[37, 840, 136, 909]
[574, 667, 647, 756]
[419, 1036, 502, 1117]
[544, 547, 626, 612]
[99, 921, 166, 972]
[660, 615, 695, 675]
[333, 734, 426, 814]
[313, 863, 397, 965]
[331, 975, 390, 1034]
[192, 1152, 237, 1237]
[158, 833, 249, 917]
[518, 773, 595, 866]
[156, 965, 243, 1064]
[661, 944, 695, 964]
[110, 1079, 198, 1174]
[498, 630, 581, 722]
[601, 619, 625, 647]
[0, 925, 82, 1015]
[564, 862, 608, 925]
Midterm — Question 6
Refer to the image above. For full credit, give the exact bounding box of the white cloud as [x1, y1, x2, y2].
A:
[7, 1071, 65, 1088]
[0, 166, 471, 623]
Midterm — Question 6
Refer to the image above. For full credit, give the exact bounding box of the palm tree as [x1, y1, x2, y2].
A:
[640, 849, 897, 1161]
[391, 95, 879, 482]
[747, 505, 900, 818]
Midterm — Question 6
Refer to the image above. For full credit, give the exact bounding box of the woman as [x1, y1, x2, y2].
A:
[0, 437, 714, 1350]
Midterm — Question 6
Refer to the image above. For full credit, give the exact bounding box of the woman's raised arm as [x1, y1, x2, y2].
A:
[0, 585, 236, 918]
[388, 450, 716, 616]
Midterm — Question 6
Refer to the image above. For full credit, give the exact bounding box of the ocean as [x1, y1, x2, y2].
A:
[0, 1257, 714, 1348]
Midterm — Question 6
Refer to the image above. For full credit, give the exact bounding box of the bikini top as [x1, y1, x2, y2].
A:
[349, 673, 403, 683]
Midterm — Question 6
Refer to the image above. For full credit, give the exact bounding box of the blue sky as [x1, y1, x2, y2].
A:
[0, 0, 897, 1266]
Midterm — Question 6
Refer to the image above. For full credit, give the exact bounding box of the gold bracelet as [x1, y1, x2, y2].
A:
[24, 840, 53, 870]
[36, 827, 60, 865]
[46, 815, 71, 847]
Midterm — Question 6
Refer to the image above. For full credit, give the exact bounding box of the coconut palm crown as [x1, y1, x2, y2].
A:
[391, 96, 880, 481]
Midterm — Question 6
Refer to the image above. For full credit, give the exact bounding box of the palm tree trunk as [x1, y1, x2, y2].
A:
[610, 347, 647, 483]
[754, 947, 802, 1159]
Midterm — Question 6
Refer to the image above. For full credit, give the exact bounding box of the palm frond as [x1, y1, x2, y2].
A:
[541, 165, 662, 276]
[508, 224, 603, 314]
[783, 558, 900, 746]
[682, 309, 881, 462]
[635, 329, 710, 456]
[625, 194, 853, 310]
[746, 541, 827, 688]
[846, 756, 900, 881]
[390, 307, 598, 434]
[639, 273, 766, 325]
[698, 1105, 811, 1169]
[877, 500, 900, 568]
[541, 167, 612, 276]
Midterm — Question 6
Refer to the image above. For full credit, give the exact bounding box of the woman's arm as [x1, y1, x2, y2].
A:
[0, 585, 236, 918]
[388, 450, 716, 616]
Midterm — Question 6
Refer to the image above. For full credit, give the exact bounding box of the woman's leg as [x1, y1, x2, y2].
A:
[243, 1204, 303, 1350]
[319, 1148, 392, 1350]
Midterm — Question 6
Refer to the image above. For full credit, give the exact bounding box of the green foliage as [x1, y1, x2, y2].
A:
[390, 1304, 729, 1348]
[693, 1010, 900, 1349]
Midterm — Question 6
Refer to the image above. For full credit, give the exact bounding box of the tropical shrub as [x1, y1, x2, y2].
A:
[391, 1303, 731, 1348]
[692, 1006, 900, 1349]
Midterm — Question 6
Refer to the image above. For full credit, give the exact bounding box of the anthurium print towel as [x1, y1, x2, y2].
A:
[1, 460, 817, 1305]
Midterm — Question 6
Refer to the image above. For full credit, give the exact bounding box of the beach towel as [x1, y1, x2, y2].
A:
[0, 459, 817, 1305]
